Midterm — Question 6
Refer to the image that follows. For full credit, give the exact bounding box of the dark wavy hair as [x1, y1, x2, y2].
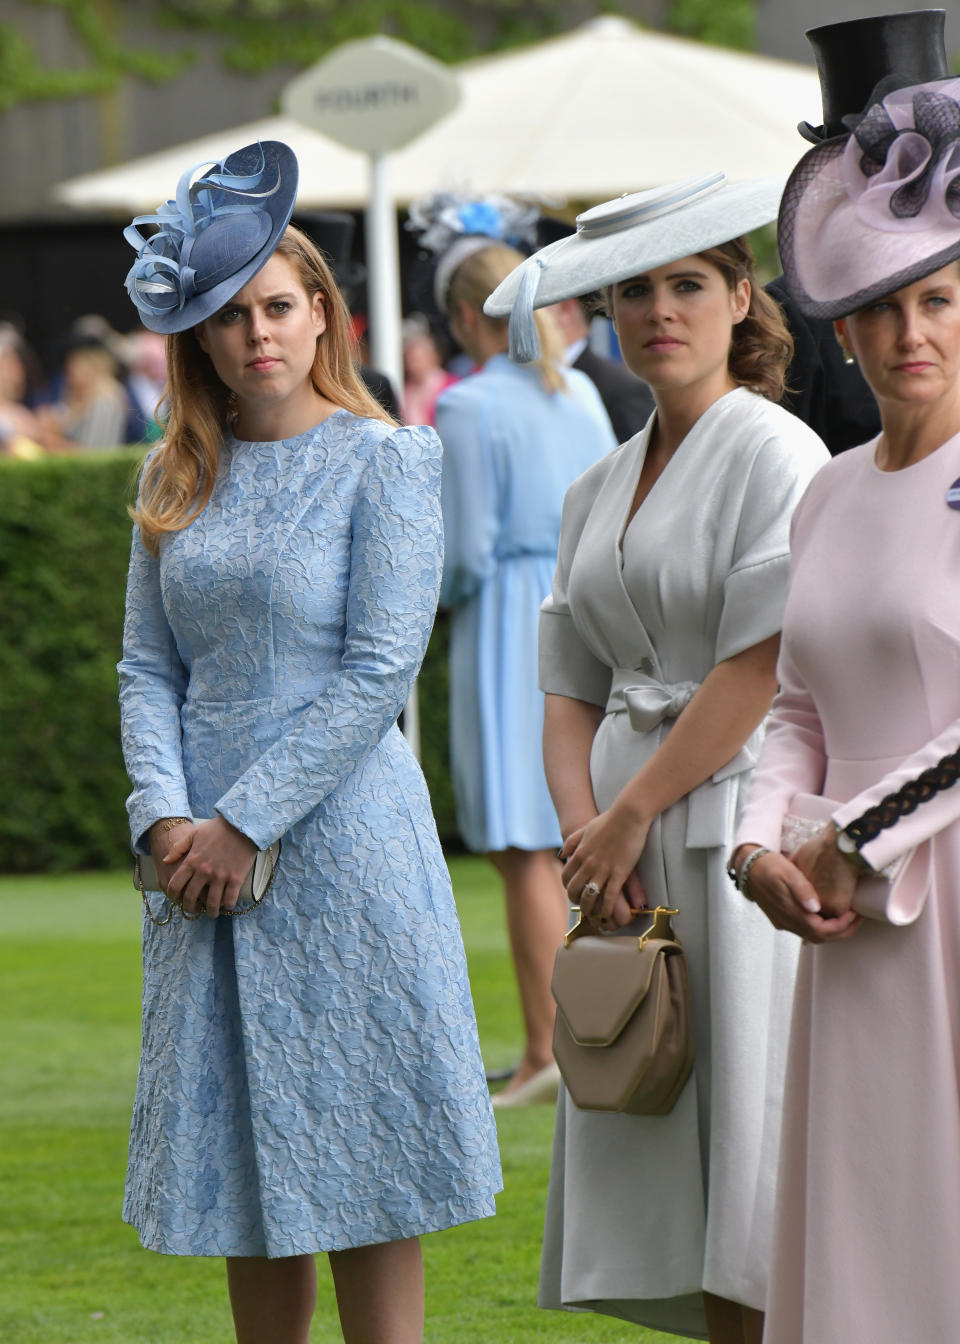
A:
[698, 237, 792, 403]
[598, 236, 792, 403]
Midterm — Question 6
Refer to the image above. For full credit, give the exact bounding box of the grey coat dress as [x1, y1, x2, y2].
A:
[537, 389, 828, 1337]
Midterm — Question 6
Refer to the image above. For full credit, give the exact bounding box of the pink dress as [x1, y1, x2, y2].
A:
[737, 432, 960, 1344]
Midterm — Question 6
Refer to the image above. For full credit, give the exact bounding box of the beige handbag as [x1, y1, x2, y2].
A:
[551, 906, 694, 1115]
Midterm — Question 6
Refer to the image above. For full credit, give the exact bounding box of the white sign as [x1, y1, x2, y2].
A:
[282, 35, 460, 155]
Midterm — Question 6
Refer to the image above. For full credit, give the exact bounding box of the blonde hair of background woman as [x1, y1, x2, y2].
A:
[445, 242, 568, 395]
[133, 225, 395, 554]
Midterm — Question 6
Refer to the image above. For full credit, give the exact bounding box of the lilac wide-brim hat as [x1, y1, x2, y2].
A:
[482, 173, 783, 363]
[123, 141, 299, 334]
[780, 77, 960, 320]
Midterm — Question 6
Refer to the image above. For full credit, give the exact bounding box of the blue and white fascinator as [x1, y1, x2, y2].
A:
[123, 141, 299, 334]
[407, 192, 540, 312]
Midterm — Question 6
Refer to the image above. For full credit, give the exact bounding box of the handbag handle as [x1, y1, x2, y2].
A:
[564, 904, 680, 950]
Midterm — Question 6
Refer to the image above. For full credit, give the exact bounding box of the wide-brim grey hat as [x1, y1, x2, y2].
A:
[482, 173, 783, 362]
[123, 141, 299, 334]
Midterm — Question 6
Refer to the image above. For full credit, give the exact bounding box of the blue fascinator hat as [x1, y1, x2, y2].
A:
[123, 141, 299, 334]
[407, 192, 540, 311]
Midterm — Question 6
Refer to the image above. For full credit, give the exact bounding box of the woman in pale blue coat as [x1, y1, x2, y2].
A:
[436, 240, 616, 1105]
[118, 141, 500, 1344]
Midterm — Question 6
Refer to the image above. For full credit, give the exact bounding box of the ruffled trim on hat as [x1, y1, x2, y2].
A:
[124, 145, 281, 323]
[844, 80, 960, 231]
[779, 77, 960, 319]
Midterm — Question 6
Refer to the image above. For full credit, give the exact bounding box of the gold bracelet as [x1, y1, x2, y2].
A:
[151, 815, 192, 836]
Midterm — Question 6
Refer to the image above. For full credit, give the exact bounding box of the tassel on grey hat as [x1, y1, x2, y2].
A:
[508, 257, 546, 363]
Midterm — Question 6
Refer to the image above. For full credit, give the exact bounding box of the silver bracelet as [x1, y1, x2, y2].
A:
[737, 846, 771, 900]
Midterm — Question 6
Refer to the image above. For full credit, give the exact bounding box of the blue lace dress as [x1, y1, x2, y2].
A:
[118, 411, 502, 1258]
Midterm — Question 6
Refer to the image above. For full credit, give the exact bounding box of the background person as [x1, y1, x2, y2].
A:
[486, 175, 829, 1340]
[424, 198, 617, 1107]
[732, 75, 960, 1344]
[38, 332, 130, 450]
[0, 321, 47, 457]
[400, 312, 457, 426]
[547, 294, 654, 442]
[118, 141, 500, 1344]
[122, 326, 169, 442]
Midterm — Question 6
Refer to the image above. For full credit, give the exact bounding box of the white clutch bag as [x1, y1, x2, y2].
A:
[781, 793, 927, 926]
[133, 829, 281, 925]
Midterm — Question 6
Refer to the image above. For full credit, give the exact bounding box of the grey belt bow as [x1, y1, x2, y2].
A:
[607, 669, 700, 732]
[605, 666, 761, 849]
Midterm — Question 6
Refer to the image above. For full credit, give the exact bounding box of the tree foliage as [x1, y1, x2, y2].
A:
[2, 0, 757, 110]
[0, 450, 457, 873]
[665, 0, 754, 49]
[0, 0, 192, 112]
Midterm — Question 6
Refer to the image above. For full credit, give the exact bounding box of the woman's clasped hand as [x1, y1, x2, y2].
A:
[733, 837, 861, 943]
[151, 816, 258, 917]
[560, 805, 649, 926]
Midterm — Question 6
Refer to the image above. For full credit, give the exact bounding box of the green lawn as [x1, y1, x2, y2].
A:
[0, 859, 690, 1343]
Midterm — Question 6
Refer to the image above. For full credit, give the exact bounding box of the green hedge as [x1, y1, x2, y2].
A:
[0, 452, 457, 874]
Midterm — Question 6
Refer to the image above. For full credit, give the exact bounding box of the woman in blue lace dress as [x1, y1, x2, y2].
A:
[118, 141, 501, 1344]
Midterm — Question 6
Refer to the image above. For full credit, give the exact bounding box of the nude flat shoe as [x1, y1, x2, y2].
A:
[485, 1063, 517, 1085]
[491, 1061, 561, 1108]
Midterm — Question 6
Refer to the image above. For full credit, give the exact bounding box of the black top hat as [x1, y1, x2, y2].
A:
[294, 211, 366, 299]
[798, 9, 949, 143]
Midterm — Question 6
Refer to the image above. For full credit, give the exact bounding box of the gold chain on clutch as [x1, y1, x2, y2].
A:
[139, 845, 280, 926]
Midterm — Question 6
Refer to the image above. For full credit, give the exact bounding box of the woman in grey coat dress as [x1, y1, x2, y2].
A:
[486, 175, 829, 1342]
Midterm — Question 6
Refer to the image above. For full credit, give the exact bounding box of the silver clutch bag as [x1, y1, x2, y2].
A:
[133, 826, 281, 925]
[781, 792, 925, 925]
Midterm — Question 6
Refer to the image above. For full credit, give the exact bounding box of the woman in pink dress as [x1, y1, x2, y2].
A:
[731, 77, 960, 1343]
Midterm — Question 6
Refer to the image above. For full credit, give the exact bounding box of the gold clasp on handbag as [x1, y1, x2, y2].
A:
[564, 908, 591, 946]
[564, 904, 680, 949]
[637, 906, 679, 948]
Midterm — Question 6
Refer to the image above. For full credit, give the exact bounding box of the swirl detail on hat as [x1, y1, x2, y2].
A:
[843, 81, 960, 232]
[780, 76, 960, 319]
[124, 147, 281, 321]
[122, 141, 298, 334]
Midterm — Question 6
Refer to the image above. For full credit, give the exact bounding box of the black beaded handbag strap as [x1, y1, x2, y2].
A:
[844, 745, 960, 848]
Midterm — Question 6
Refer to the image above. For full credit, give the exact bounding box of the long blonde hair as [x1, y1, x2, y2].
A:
[445, 242, 567, 394]
[133, 224, 395, 554]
